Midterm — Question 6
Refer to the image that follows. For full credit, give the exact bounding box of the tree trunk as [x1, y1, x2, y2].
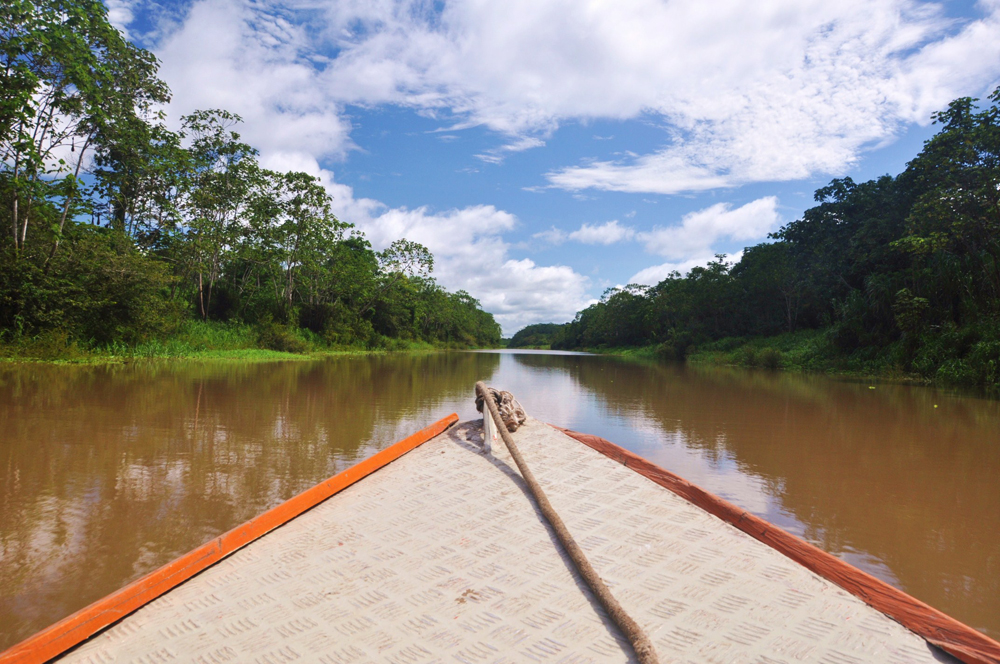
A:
[11, 193, 19, 252]
[21, 191, 33, 247]
[46, 134, 93, 270]
[198, 272, 206, 321]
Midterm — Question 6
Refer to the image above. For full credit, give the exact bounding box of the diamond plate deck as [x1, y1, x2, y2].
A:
[55, 418, 954, 664]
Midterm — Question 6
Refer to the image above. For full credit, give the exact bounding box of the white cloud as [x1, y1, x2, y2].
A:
[150, 0, 1000, 194]
[638, 197, 780, 260]
[155, 0, 353, 163]
[569, 220, 635, 245]
[105, 0, 137, 37]
[311, 0, 1000, 193]
[532, 220, 635, 246]
[893, 0, 1000, 123]
[532, 227, 567, 245]
[475, 136, 546, 164]
[630, 251, 746, 286]
[148, 0, 596, 333]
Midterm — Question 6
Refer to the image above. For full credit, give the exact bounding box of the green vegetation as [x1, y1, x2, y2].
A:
[0, 320, 436, 363]
[507, 323, 562, 348]
[550, 90, 1000, 392]
[0, 0, 500, 361]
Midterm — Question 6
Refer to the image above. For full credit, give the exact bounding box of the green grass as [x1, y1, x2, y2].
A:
[568, 329, 1000, 392]
[0, 321, 500, 365]
[586, 330, 932, 385]
[580, 345, 661, 359]
[689, 329, 839, 373]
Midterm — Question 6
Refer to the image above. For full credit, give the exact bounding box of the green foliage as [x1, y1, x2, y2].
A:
[0, 2, 501, 356]
[759, 348, 783, 369]
[508, 323, 562, 348]
[737, 345, 760, 367]
[0, 227, 181, 344]
[256, 318, 311, 354]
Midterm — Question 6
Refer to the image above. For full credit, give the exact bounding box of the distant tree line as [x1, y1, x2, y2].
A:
[0, 0, 501, 351]
[507, 323, 562, 348]
[552, 90, 1000, 390]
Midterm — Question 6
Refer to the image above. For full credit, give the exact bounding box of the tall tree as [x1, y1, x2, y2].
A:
[180, 110, 260, 320]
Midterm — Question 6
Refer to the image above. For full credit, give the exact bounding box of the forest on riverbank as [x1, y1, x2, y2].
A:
[551, 90, 1000, 391]
[1, 0, 501, 360]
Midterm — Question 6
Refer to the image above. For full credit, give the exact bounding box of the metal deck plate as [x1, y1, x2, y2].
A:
[57, 418, 952, 664]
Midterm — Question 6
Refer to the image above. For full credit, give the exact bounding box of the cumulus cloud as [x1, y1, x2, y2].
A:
[155, 0, 353, 163]
[146, 0, 595, 332]
[638, 197, 780, 260]
[153, 0, 1000, 195]
[313, 0, 1000, 192]
[570, 220, 635, 245]
[532, 220, 636, 246]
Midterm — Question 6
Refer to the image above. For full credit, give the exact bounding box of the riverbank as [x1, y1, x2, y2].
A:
[581, 327, 1000, 392]
[0, 321, 495, 365]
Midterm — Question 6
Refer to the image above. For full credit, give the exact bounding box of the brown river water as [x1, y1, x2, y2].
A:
[1, 350, 998, 650]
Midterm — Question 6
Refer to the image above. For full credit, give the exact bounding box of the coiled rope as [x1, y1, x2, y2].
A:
[474, 382, 659, 664]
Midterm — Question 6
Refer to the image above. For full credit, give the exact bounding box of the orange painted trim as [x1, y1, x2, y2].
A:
[1, 413, 459, 664]
[554, 425, 1000, 664]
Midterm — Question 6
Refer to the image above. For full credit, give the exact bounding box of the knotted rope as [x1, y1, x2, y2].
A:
[474, 386, 526, 432]
[474, 381, 659, 664]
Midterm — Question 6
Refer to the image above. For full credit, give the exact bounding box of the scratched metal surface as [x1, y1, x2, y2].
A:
[57, 418, 952, 664]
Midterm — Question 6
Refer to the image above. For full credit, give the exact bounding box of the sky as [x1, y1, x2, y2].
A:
[107, 0, 1000, 334]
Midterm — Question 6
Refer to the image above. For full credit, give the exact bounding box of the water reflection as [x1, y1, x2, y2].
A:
[1, 350, 998, 648]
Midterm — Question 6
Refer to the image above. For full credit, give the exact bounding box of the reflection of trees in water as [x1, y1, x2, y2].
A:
[0, 352, 499, 649]
[508, 351, 592, 371]
[549, 358, 1000, 635]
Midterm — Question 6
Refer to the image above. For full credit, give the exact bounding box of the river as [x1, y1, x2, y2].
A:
[1, 350, 997, 649]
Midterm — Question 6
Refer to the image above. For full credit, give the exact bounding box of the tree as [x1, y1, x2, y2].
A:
[1, 0, 169, 255]
[731, 243, 801, 334]
[266, 170, 348, 315]
[359, 238, 433, 316]
[178, 110, 260, 320]
[896, 90, 1000, 314]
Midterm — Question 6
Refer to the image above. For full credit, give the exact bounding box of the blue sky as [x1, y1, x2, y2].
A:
[107, 0, 1000, 334]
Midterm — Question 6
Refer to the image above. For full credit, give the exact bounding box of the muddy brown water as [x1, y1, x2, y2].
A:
[1, 350, 998, 649]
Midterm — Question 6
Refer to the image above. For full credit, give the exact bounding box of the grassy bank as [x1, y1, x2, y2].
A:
[685, 329, 900, 377]
[0, 321, 493, 364]
[586, 326, 1000, 392]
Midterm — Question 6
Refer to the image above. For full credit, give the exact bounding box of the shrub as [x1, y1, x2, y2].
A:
[737, 346, 760, 367]
[15, 329, 86, 360]
[256, 320, 310, 353]
[759, 348, 783, 369]
[654, 342, 680, 360]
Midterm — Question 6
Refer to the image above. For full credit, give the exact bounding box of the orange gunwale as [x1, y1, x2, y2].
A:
[554, 425, 1000, 664]
[0, 413, 459, 664]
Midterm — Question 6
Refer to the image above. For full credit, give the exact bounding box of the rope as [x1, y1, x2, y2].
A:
[474, 382, 659, 664]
